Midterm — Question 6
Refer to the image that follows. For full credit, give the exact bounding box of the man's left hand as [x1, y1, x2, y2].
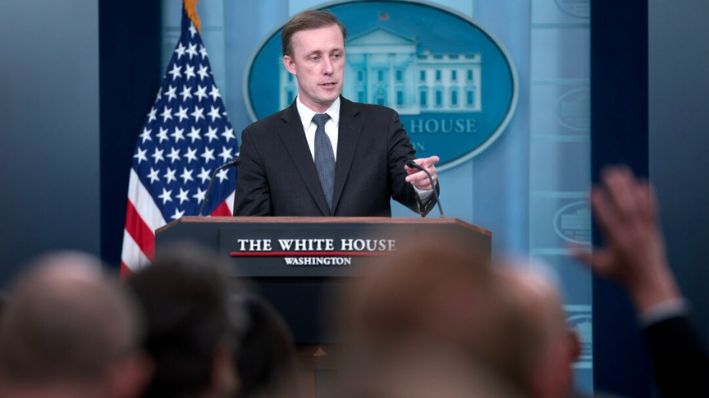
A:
[404, 156, 440, 191]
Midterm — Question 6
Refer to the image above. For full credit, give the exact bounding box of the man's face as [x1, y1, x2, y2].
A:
[283, 24, 345, 113]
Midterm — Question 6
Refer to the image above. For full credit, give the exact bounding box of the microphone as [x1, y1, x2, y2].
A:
[199, 156, 240, 216]
[405, 159, 444, 217]
[220, 157, 240, 168]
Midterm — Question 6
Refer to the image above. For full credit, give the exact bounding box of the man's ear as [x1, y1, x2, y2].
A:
[107, 352, 154, 398]
[283, 55, 296, 75]
[567, 329, 581, 362]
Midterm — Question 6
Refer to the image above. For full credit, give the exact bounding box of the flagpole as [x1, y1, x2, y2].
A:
[183, 0, 202, 33]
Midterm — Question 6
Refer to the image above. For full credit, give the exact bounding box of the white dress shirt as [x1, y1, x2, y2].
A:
[296, 96, 340, 160]
[294, 95, 433, 200]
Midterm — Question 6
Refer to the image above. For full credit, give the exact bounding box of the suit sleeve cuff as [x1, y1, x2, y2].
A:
[413, 185, 434, 201]
[639, 297, 690, 328]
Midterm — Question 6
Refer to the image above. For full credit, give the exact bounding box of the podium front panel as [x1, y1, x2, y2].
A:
[156, 217, 490, 343]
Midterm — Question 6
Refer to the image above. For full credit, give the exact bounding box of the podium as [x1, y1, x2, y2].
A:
[156, 217, 491, 344]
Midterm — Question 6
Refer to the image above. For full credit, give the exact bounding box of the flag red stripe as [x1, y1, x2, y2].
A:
[120, 261, 132, 278]
[210, 200, 232, 217]
[124, 199, 156, 260]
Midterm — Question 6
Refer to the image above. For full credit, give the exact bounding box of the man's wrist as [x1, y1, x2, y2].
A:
[413, 185, 433, 200]
[630, 267, 682, 315]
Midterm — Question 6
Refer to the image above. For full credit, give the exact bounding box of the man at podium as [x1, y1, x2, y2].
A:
[234, 10, 439, 217]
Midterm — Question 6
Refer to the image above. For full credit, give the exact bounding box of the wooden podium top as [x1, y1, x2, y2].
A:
[159, 216, 491, 237]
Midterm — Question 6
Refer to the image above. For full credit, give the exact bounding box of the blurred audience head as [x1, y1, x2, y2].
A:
[230, 293, 299, 398]
[496, 264, 580, 398]
[339, 337, 524, 398]
[126, 244, 237, 398]
[340, 232, 577, 398]
[0, 251, 149, 398]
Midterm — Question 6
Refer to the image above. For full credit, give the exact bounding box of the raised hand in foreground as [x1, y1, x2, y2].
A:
[572, 165, 681, 313]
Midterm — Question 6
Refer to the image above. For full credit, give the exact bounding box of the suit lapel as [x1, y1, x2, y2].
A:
[278, 103, 331, 215]
[332, 98, 363, 213]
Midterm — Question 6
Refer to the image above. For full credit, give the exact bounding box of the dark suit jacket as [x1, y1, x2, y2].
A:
[643, 315, 709, 397]
[234, 97, 434, 216]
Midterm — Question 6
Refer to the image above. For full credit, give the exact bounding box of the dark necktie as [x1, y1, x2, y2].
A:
[312, 113, 335, 210]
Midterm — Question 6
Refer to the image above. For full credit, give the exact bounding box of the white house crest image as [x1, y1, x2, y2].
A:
[279, 27, 482, 115]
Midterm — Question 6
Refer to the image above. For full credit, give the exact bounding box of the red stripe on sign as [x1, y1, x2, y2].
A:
[230, 251, 387, 257]
[124, 199, 155, 260]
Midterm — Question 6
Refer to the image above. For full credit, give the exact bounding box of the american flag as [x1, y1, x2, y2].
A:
[120, 11, 238, 275]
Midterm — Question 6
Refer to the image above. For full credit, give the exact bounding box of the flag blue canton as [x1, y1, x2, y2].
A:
[131, 14, 237, 221]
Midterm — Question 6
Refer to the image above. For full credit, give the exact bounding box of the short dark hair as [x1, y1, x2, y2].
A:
[281, 10, 347, 56]
[126, 245, 233, 397]
[231, 294, 297, 398]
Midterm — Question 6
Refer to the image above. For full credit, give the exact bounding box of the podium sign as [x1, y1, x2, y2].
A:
[159, 217, 491, 277]
[220, 222, 403, 277]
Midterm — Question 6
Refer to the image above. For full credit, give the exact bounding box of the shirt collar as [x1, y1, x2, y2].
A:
[296, 96, 341, 130]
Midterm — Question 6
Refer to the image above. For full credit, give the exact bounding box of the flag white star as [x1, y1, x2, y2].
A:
[158, 188, 172, 204]
[207, 106, 221, 122]
[187, 127, 201, 143]
[140, 127, 152, 143]
[171, 127, 185, 143]
[186, 43, 198, 59]
[194, 85, 208, 102]
[171, 208, 185, 220]
[165, 85, 177, 102]
[191, 106, 205, 122]
[209, 85, 220, 101]
[133, 148, 148, 164]
[175, 42, 186, 58]
[161, 106, 173, 122]
[180, 167, 194, 184]
[157, 127, 169, 143]
[197, 65, 209, 80]
[193, 187, 207, 203]
[177, 188, 190, 204]
[164, 167, 177, 184]
[184, 64, 196, 80]
[151, 148, 164, 163]
[197, 167, 211, 184]
[201, 147, 215, 163]
[168, 64, 181, 80]
[189, 24, 197, 38]
[180, 85, 192, 101]
[147, 107, 157, 123]
[184, 147, 198, 163]
[147, 167, 160, 183]
[216, 168, 230, 183]
[205, 126, 219, 142]
[219, 146, 233, 163]
[222, 127, 235, 142]
[175, 106, 189, 122]
[199, 45, 207, 59]
[167, 147, 181, 163]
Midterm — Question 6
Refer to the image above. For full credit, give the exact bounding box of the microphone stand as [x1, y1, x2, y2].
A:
[405, 159, 444, 217]
[199, 157, 239, 216]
